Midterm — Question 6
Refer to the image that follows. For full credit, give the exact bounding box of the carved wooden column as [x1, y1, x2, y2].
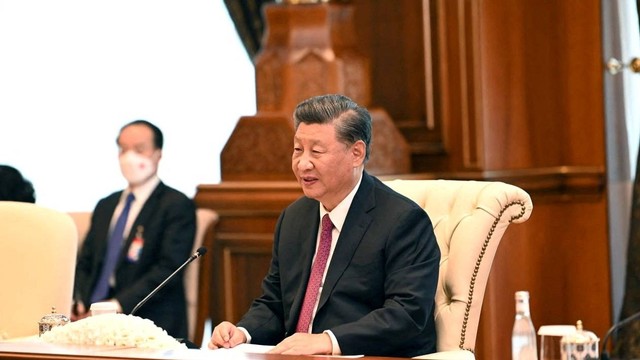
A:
[256, 1, 370, 115]
[220, 1, 410, 180]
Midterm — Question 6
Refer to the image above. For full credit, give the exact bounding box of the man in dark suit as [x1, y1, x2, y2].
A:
[72, 120, 196, 340]
[208, 94, 440, 357]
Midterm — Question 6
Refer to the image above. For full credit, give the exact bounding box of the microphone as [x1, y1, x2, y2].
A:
[130, 246, 207, 316]
[600, 309, 640, 360]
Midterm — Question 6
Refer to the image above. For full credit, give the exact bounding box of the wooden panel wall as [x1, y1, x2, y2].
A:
[477, 181, 610, 357]
[195, 1, 612, 359]
[476, 0, 605, 170]
[352, 0, 443, 170]
[352, 0, 606, 172]
[351, 2, 611, 358]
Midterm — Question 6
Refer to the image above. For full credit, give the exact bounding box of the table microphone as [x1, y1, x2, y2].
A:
[130, 246, 207, 316]
[600, 309, 640, 360]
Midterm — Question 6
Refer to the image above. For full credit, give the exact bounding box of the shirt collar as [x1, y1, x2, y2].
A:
[320, 172, 363, 234]
[125, 175, 160, 205]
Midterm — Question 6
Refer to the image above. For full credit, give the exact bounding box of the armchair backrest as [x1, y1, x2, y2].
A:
[187, 208, 218, 344]
[68, 211, 91, 249]
[0, 201, 78, 339]
[383, 179, 533, 353]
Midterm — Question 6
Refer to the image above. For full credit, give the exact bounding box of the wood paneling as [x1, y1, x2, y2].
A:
[477, 0, 605, 170]
[478, 192, 610, 357]
[196, 0, 612, 359]
[352, 0, 444, 170]
[353, 0, 606, 172]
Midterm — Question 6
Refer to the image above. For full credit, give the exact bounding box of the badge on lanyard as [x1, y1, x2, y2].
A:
[127, 225, 144, 262]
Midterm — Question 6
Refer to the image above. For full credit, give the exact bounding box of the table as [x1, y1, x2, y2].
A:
[0, 340, 407, 360]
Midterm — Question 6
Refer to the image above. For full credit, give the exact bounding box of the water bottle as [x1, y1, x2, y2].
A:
[512, 290, 538, 360]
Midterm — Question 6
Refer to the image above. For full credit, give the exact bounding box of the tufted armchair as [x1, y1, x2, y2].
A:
[382, 179, 533, 359]
[0, 201, 78, 339]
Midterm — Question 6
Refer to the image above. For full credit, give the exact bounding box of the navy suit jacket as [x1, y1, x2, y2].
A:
[237, 172, 440, 357]
[74, 182, 196, 339]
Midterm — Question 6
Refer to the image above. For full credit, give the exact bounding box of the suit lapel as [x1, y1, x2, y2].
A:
[116, 182, 164, 267]
[316, 172, 376, 312]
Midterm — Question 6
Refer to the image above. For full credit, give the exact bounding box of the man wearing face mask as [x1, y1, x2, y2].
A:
[72, 120, 196, 340]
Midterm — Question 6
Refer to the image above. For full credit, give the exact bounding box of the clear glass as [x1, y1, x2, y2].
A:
[538, 325, 576, 360]
[512, 291, 538, 360]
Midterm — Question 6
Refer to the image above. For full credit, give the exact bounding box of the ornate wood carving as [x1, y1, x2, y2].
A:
[221, 114, 295, 182]
[223, 2, 411, 181]
[255, 3, 371, 115]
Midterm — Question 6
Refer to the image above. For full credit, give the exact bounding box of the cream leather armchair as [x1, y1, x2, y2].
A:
[0, 201, 78, 339]
[383, 179, 533, 359]
[68, 207, 218, 345]
[186, 208, 218, 344]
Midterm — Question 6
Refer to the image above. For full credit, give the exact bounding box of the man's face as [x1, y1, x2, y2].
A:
[291, 122, 365, 211]
[117, 124, 161, 171]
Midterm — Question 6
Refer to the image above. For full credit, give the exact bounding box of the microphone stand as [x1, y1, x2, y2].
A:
[130, 247, 207, 316]
[600, 310, 640, 360]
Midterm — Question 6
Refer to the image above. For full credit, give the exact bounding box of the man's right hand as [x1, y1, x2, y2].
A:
[208, 321, 247, 349]
[70, 301, 90, 322]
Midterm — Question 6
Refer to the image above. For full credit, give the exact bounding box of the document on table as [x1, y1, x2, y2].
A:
[217, 343, 274, 353]
[147, 344, 275, 360]
[207, 344, 363, 357]
[0, 339, 363, 359]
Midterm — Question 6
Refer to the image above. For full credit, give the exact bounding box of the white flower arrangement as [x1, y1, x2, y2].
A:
[40, 313, 186, 350]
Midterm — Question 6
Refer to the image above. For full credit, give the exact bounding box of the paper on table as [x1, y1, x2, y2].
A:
[223, 344, 274, 353]
[210, 344, 363, 358]
[200, 343, 274, 354]
[125, 345, 273, 360]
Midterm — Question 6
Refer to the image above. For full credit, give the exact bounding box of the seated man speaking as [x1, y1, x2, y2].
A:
[208, 94, 440, 357]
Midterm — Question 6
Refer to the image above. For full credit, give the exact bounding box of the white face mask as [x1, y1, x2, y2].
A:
[119, 151, 156, 186]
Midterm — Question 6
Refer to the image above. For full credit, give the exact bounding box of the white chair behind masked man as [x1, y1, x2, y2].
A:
[0, 201, 78, 340]
[382, 179, 533, 360]
[185, 208, 218, 345]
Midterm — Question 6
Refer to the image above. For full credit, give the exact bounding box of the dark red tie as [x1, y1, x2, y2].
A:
[296, 214, 334, 333]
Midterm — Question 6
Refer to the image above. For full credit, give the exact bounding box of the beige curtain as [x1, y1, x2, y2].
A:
[616, 153, 640, 357]
[610, 0, 640, 358]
